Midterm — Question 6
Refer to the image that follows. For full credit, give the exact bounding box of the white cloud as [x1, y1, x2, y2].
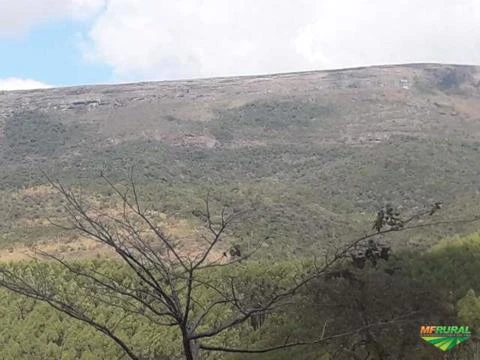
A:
[71, 0, 106, 21]
[3, 0, 480, 81]
[0, 78, 53, 91]
[83, 0, 318, 80]
[293, 1, 480, 69]
[0, 0, 105, 37]
[79, 0, 480, 81]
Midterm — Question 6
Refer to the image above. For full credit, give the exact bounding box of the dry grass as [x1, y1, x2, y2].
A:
[20, 184, 55, 198]
[0, 237, 114, 262]
[0, 200, 226, 263]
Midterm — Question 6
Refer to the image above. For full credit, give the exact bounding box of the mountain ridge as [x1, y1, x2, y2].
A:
[1, 62, 477, 93]
[1, 62, 480, 257]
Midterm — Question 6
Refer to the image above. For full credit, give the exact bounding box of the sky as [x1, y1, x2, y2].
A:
[1, 0, 480, 90]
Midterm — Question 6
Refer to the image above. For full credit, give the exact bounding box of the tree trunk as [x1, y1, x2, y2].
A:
[182, 336, 195, 360]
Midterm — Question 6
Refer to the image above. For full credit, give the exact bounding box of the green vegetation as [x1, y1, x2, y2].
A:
[2, 117, 480, 252]
[3, 110, 82, 159]
[208, 100, 335, 145]
[1, 64, 480, 358]
[2, 232, 480, 359]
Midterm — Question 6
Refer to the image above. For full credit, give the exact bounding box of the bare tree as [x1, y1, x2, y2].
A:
[0, 173, 478, 360]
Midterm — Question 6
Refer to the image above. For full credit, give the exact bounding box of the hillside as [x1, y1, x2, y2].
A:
[1, 63, 480, 257]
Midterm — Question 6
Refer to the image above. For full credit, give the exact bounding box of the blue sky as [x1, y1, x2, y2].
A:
[1, 0, 480, 90]
[0, 21, 111, 87]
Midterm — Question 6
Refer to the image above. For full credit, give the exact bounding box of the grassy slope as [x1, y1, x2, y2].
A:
[1, 64, 480, 256]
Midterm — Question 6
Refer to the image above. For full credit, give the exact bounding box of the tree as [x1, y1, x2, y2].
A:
[302, 256, 457, 359]
[0, 171, 478, 360]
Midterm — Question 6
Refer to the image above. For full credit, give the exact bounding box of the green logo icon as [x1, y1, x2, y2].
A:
[420, 326, 471, 351]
